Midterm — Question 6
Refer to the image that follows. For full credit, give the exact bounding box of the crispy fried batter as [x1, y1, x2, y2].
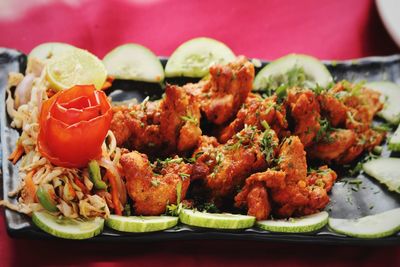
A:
[286, 88, 321, 147]
[160, 84, 202, 154]
[192, 126, 279, 203]
[219, 93, 288, 143]
[120, 151, 191, 215]
[200, 56, 254, 125]
[235, 136, 336, 219]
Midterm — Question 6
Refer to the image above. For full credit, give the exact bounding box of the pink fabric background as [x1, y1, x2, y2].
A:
[0, 0, 399, 266]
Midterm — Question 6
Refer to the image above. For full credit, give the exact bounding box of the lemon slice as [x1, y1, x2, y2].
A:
[105, 215, 178, 232]
[29, 42, 75, 62]
[179, 209, 255, 229]
[32, 211, 104, 239]
[46, 47, 107, 91]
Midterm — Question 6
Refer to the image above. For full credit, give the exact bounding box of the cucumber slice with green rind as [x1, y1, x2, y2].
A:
[253, 53, 333, 91]
[32, 211, 104, 239]
[365, 81, 400, 124]
[165, 37, 236, 78]
[363, 158, 400, 194]
[105, 215, 178, 232]
[179, 209, 255, 229]
[328, 208, 400, 238]
[29, 42, 75, 61]
[388, 124, 400, 151]
[256, 211, 328, 233]
[103, 43, 164, 83]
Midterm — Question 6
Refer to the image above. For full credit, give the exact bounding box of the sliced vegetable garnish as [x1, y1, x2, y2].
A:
[328, 208, 400, 238]
[165, 37, 236, 78]
[103, 43, 164, 83]
[388, 124, 400, 151]
[179, 209, 255, 229]
[32, 211, 104, 239]
[36, 184, 58, 212]
[364, 81, 400, 124]
[88, 160, 107, 190]
[46, 47, 107, 91]
[256, 211, 328, 233]
[253, 54, 333, 91]
[106, 215, 178, 232]
[363, 158, 400, 194]
[29, 42, 75, 61]
[37, 85, 112, 168]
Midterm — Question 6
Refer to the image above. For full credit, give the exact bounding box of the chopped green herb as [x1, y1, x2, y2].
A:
[151, 178, 161, 187]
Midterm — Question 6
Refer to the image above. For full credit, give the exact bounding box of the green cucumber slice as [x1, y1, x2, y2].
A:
[103, 43, 164, 83]
[29, 42, 75, 61]
[179, 209, 255, 229]
[328, 208, 400, 238]
[165, 37, 236, 78]
[256, 211, 328, 233]
[105, 215, 178, 233]
[32, 211, 104, 239]
[389, 124, 400, 151]
[363, 158, 400, 194]
[365, 81, 400, 124]
[253, 54, 333, 91]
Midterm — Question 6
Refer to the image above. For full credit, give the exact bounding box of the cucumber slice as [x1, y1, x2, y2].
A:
[253, 54, 333, 91]
[105, 215, 178, 233]
[365, 81, 400, 124]
[29, 42, 75, 61]
[363, 158, 400, 194]
[103, 44, 164, 83]
[328, 208, 400, 238]
[389, 124, 400, 151]
[32, 211, 104, 239]
[165, 37, 236, 78]
[179, 209, 255, 229]
[256, 211, 328, 233]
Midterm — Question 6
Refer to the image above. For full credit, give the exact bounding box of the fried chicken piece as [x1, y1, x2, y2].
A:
[120, 151, 191, 215]
[160, 84, 202, 154]
[200, 56, 254, 125]
[110, 100, 162, 154]
[286, 88, 321, 147]
[235, 136, 336, 219]
[317, 92, 349, 127]
[308, 129, 356, 161]
[111, 85, 201, 156]
[218, 93, 288, 143]
[192, 126, 279, 204]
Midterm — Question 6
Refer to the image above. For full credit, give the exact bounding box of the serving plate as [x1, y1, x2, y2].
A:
[1, 48, 399, 244]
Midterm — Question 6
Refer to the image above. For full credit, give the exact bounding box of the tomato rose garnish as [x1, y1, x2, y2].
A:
[38, 85, 112, 168]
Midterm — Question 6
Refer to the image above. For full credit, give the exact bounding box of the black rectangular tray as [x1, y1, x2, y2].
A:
[1, 48, 399, 245]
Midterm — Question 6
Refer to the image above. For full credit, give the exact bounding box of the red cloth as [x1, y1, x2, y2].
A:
[0, 0, 399, 266]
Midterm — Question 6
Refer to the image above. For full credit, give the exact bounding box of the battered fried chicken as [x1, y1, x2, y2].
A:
[235, 136, 337, 219]
[160, 84, 202, 154]
[120, 151, 191, 215]
[192, 126, 279, 204]
[110, 99, 162, 154]
[308, 82, 385, 164]
[199, 56, 254, 125]
[218, 93, 288, 143]
[111, 85, 201, 156]
[285, 88, 321, 147]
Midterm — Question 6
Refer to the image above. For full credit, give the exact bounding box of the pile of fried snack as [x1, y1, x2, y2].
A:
[111, 56, 384, 220]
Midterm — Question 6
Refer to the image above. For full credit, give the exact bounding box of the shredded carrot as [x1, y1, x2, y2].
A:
[105, 170, 122, 215]
[24, 170, 37, 203]
[101, 76, 115, 91]
[8, 142, 24, 165]
[73, 176, 89, 194]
